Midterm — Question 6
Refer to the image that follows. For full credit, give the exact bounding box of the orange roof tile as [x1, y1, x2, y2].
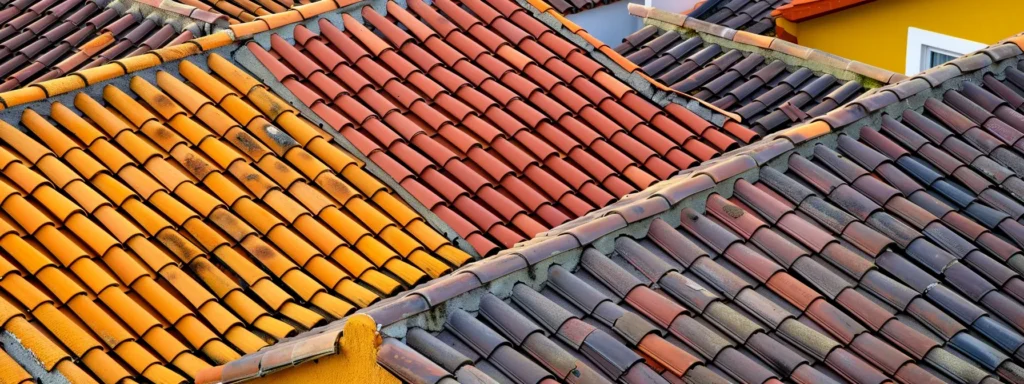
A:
[0, 52, 471, 382]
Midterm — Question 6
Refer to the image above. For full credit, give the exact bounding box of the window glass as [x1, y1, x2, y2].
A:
[928, 49, 957, 68]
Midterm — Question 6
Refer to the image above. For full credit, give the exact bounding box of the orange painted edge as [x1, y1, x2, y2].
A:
[771, 0, 877, 22]
[0, 30, 242, 110]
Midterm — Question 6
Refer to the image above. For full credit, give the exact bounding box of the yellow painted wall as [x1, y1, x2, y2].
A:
[789, 0, 1024, 74]
[250, 315, 400, 384]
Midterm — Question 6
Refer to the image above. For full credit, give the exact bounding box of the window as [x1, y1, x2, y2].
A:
[906, 27, 986, 75]
[927, 47, 958, 68]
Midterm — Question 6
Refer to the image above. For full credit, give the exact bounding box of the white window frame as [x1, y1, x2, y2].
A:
[906, 27, 986, 75]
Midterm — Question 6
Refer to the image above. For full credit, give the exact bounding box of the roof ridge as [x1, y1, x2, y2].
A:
[0, 0, 368, 110]
[124, 0, 231, 29]
[226, 0, 364, 38]
[0, 32, 235, 108]
[627, 3, 906, 85]
[523, 0, 744, 123]
[283, 27, 1024, 356]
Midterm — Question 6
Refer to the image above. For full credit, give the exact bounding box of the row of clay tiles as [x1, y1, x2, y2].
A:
[338, 33, 1024, 384]
[0, 49, 478, 383]
[184, 0, 899, 380]
[0, 0, 939, 382]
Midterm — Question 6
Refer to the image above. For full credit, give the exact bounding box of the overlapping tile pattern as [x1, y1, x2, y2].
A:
[379, 204, 1024, 383]
[615, 25, 867, 135]
[545, 0, 622, 15]
[692, 0, 791, 35]
[620, 4, 907, 136]
[0, 0, 200, 92]
[361, 37, 1024, 384]
[179, 0, 313, 23]
[0, 51, 470, 382]
[250, 0, 760, 256]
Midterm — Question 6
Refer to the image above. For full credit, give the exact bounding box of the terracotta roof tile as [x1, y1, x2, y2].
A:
[0, 51, 472, 382]
[616, 15, 898, 138]
[209, 32, 1024, 384]
[248, 0, 749, 257]
[0, 0, 207, 93]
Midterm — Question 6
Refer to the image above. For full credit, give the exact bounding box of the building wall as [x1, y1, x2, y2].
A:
[787, 0, 1024, 74]
[567, 0, 644, 47]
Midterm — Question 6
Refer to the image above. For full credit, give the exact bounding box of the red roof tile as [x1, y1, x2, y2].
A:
[250, 0, 754, 256]
[212, 32, 1024, 384]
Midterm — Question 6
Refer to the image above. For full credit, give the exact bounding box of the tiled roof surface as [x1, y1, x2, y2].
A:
[179, 0, 318, 24]
[691, 0, 792, 35]
[0, 50, 471, 382]
[622, 4, 906, 136]
[545, 0, 623, 15]
[248, 0, 761, 257]
[213, 33, 1024, 384]
[0, 0, 203, 93]
[379, 207, 1024, 383]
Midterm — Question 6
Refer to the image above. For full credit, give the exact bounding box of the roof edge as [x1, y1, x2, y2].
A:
[627, 3, 906, 85]
[126, 0, 231, 29]
[771, 0, 878, 23]
[305, 30, 1024, 378]
[0, 32, 236, 110]
[347, 28, 1024, 338]
[525, 0, 745, 123]
[0, 0, 370, 111]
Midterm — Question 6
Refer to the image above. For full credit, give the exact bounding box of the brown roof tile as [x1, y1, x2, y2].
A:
[0, 0, 204, 93]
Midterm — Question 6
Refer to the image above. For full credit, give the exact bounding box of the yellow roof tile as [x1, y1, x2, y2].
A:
[22, 109, 79, 157]
[209, 54, 264, 97]
[36, 156, 84, 190]
[202, 172, 251, 206]
[5, 317, 69, 370]
[5, 162, 50, 193]
[63, 150, 107, 182]
[0, 121, 51, 163]
[0, 52, 471, 383]
[0, 343, 32, 383]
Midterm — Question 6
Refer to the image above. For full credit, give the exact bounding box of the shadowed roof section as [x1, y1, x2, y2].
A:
[0, 50, 472, 382]
[0, 0, 204, 92]
[688, 0, 794, 35]
[248, 0, 760, 257]
[544, 0, 625, 15]
[620, 4, 905, 136]
[198, 30, 1024, 384]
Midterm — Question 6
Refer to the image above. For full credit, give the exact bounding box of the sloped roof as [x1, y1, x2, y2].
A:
[244, 0, 760, 257]
[225, 31, 1024, 384]
[621, 4, 905, 136]
[0, 0, 214, 93]
[545, 0, 624, 15]
[688, 0, 793, 35]
[0, 47, 473, 382]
